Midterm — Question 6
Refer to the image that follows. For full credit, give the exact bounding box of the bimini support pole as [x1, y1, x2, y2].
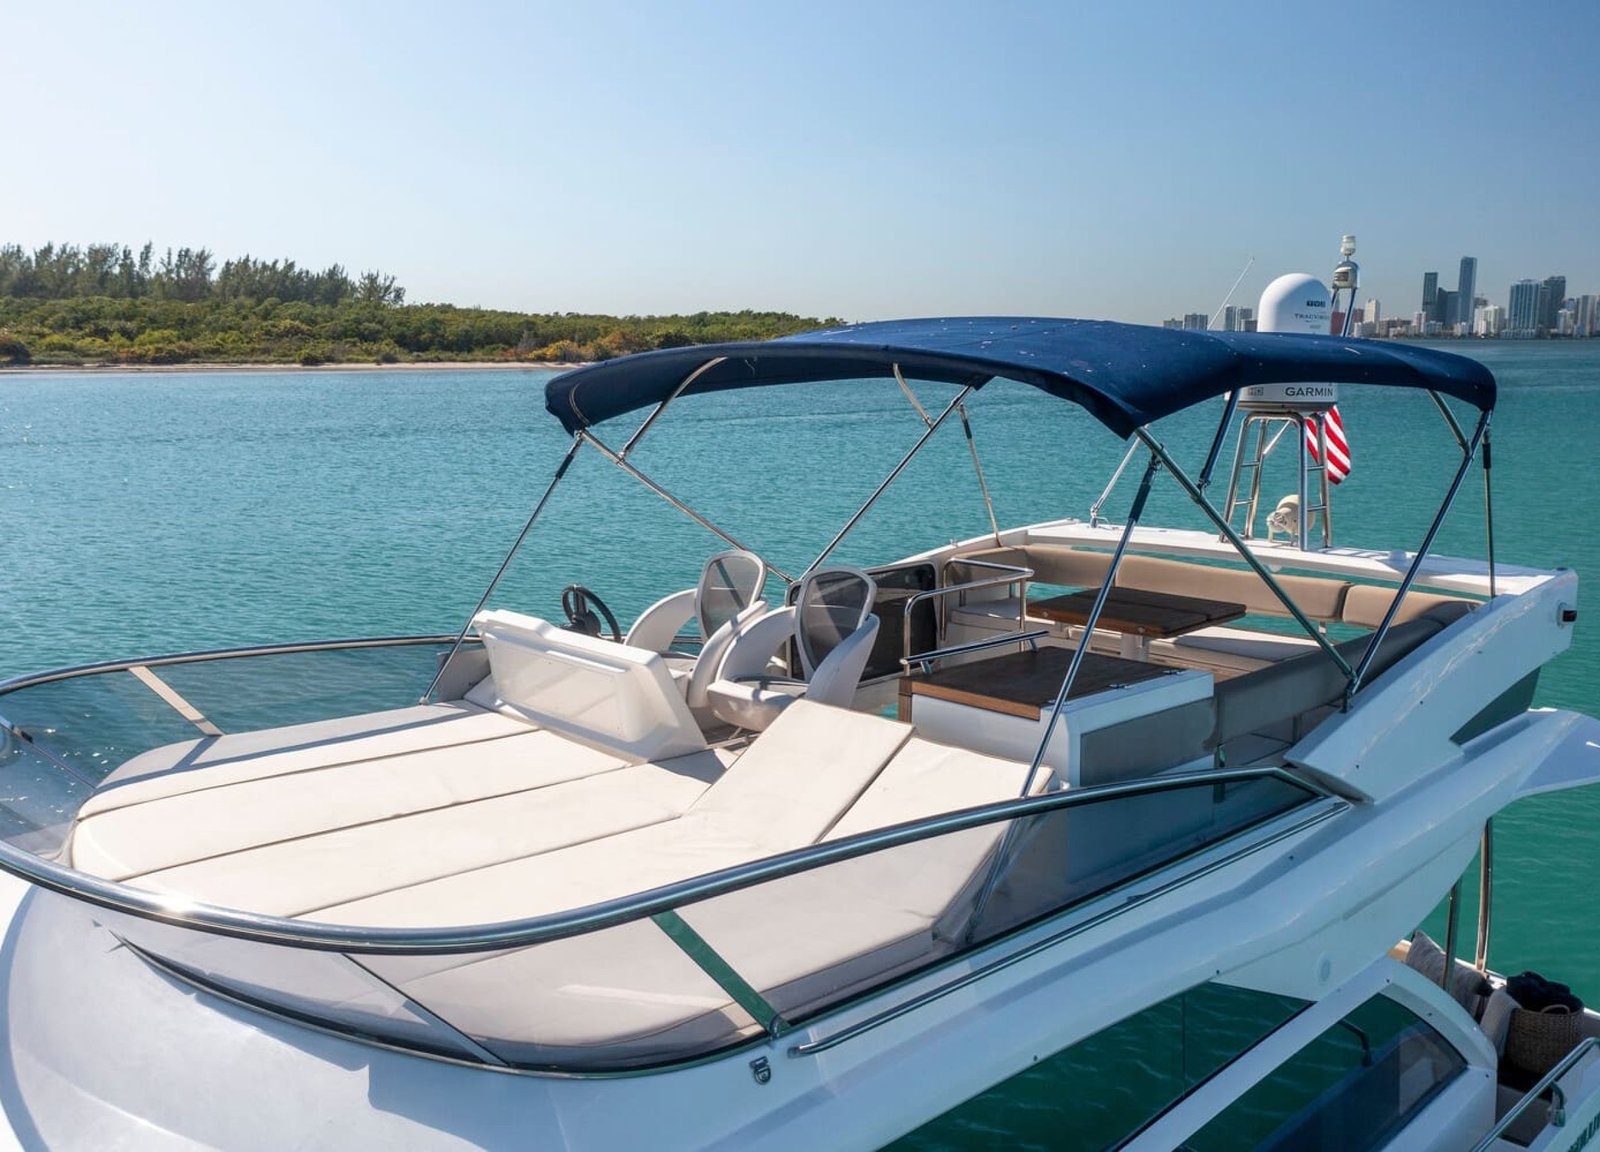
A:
[807, 385, 975, 575]
[581, 430, 793, 584]
[964, 451, 1160, 945]
[1019, 451, 1161, 798]
[1483, 428, 1497, 598]
[1476, 818, 1495, 970]
[1350, 409, 1489, 693]
[1198, 390, 1242, 493]
[421, 434, 584, 703]
[619, 356, 728, 459]
[959, 403, 1002, 545]
[1138, 430, 1353, 678]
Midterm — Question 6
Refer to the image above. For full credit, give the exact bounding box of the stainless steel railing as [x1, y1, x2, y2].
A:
[0, 718, 1328, 956]
[1471, 1037, 1599, 1150]
[898, 557, 1035, 663]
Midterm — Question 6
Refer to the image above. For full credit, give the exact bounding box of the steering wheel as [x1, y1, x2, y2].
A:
[560, 584, 621, 642]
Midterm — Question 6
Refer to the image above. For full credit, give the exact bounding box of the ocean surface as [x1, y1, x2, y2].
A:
[0, 341, 1597, 1146]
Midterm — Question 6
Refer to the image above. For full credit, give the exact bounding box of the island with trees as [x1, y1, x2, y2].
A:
[0, 243, 839, 368]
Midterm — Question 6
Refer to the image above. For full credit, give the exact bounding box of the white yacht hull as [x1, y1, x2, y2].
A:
[4, 707, 1595, 1150]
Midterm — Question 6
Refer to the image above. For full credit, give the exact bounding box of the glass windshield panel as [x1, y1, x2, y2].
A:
[157, 643, 453, 732]
[0, 739, 94, 854]
[0, 670, 199, 781]
[1181, 994, 1467, 1151]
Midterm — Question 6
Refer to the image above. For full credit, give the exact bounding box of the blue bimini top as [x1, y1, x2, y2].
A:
[544, 316, 1496, 439]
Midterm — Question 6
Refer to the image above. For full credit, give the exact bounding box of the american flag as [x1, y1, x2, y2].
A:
[1305, 407, 1350, 484]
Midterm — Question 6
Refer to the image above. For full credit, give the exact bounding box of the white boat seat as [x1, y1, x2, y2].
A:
[473, 610, 707, 762]
[1209, 601, 1474, 759]
[624, 549, 768, 659]
[705, 566, 881, 731]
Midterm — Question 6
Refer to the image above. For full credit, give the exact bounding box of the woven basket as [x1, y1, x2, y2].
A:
[1505, 1006, 1584, 1076]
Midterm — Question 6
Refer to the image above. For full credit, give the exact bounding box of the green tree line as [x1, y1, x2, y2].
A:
[0, 242, 837, 366]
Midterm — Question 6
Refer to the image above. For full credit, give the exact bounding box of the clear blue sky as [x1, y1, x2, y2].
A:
[5, 0, 1597, 323]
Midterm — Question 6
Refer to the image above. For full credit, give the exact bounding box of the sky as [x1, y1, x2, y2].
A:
[4, 0, 1598, 325]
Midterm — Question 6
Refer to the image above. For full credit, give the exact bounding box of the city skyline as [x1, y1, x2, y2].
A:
[1164, 258, 1598, 339]
[2, 2, 1597, 325]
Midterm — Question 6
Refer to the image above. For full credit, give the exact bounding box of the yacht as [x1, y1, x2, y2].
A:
[2, 268, 1598, 1149]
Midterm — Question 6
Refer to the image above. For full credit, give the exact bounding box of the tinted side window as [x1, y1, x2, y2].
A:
[1180, 994, 1466, 1152]
[887, 983, 1303, 1152]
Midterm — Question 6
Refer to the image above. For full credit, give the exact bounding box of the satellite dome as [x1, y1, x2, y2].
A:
[1258, 274, 1332, 335]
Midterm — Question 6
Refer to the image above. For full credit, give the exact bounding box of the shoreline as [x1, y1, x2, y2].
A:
[0, 360, 589, 375]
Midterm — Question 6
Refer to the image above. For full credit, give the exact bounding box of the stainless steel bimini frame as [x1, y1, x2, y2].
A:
[424, 367, 1004, 703]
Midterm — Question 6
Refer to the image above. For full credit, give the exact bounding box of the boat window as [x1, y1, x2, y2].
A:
[1178, 994, 1467, 1152]
[885, 983, 1305, 1152]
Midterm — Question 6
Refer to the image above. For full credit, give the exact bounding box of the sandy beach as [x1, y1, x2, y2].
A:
[0, 360, 589, 375]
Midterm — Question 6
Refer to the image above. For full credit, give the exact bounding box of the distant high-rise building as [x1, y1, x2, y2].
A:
[1576, 295, 1600, 338]
[1477, 304, 1504, 337]
[1422, 273, 1439, 322]
[1456, 257, 1477, 328]
[1182, 313, 1208, 331]
[1236, 306, 1253, 333]
[1365, 299, 1381, 325]
[1539, 276, 1567, 332]
[1438, 290, 1457, 331]
[1162, 318, 1183, 330]
[1222, 305, 1241, 332]
[1509, 280, 1541, 335]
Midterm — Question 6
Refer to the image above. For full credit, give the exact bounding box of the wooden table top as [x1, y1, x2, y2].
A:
[1031, 587, 1246, 639]
[900, 644, 1169, 720]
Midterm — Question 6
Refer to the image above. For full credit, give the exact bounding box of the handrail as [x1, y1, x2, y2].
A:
[939, 556, 1033, 582]
[903, 560, 1035, 661]
[1471, 1037, 1599, 1150]
[0, 761, 1327, 956]
[901, 630, 1049, 674]
[0, 633, 462, 696]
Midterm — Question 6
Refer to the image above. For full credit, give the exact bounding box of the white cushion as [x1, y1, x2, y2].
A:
[312, 702, 912, 926]
[1173, 625, 1320, 664]
[72, 728, 629, 881]
[131, 752, 725, 915]
[828, 738, 1039, 840]
[80, 702, 530, 818]
[475, 610, 705, 762]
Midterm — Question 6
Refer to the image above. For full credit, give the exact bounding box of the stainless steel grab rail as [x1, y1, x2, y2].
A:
[900, 558, 1035, 662]
[1471, 1037, 1599, 1149]
[0, 633, 462, 695]
[0, 743, 1328, 955]
[901, 630, 1050, 675]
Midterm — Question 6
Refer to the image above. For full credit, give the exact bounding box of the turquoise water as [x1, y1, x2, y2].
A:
[1, 342, 1597, 1144]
